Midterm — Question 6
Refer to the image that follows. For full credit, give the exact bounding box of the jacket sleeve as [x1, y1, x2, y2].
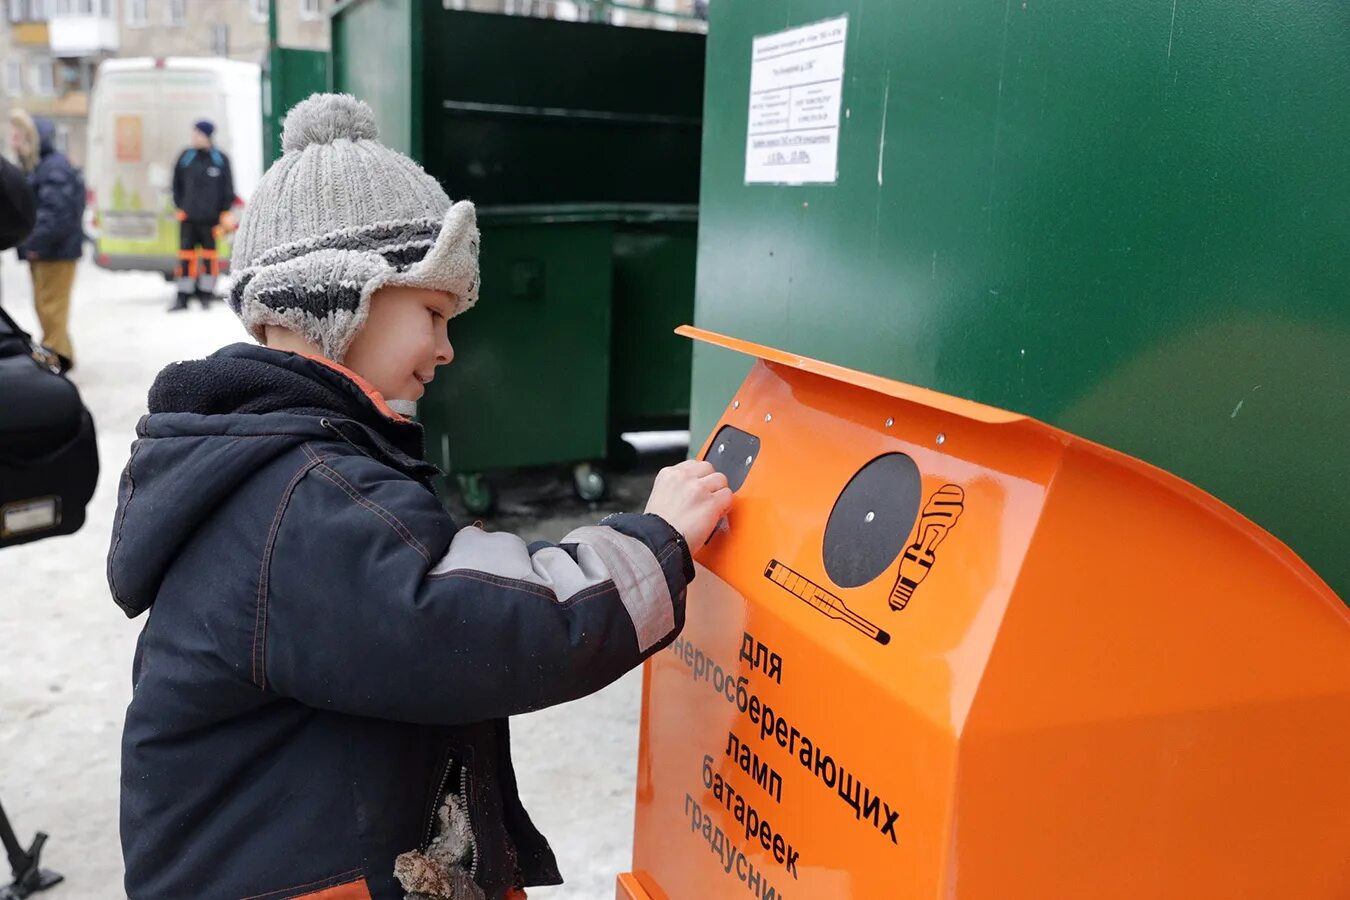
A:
[171, 152, 185, 211]
[218, 153, 234, 214]
[23, 162, 78, 258]
[260, 453, 695, 726]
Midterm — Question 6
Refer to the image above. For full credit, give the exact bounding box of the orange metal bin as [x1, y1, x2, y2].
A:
[618, 328, 1349, 900]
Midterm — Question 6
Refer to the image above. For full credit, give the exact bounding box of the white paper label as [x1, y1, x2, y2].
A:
[2, 498, 59, 536]
[744, 15, 849, 185]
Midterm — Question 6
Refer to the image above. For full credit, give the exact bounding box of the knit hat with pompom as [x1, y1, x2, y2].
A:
[227, 93, 478, 362]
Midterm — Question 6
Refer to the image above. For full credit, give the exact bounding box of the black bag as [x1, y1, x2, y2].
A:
[0, 305, 98, 548]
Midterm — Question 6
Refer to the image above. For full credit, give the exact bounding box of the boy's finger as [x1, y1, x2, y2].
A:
[699, 471, 730, 491]
[676, 458, 715, 475]
[711, 487, 734, 510]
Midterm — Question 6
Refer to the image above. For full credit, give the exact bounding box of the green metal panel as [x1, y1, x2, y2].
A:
[610, 219, 698, 429]
[263, 48, 329, 167]
[416, 10, 704, 206]
[419, 219, 614, 473]
[690, 1, 1349, 598]
[330, 0, 420, 156]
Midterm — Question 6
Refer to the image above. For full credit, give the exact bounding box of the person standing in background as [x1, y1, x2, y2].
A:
[170, 121, 235, 312]
[10, 109, 84, 369]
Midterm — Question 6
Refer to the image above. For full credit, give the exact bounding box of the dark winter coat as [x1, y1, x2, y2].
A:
[107, 344, 693, 900]
[18, 117, 84, 261]
[172, 146, 235, 224]
[0, 156, 36, 250]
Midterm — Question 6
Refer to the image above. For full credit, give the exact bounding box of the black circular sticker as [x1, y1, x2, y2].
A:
[822, 453, 922, 589]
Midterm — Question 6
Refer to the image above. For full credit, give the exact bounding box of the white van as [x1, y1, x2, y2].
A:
[86, 57, 261, 276]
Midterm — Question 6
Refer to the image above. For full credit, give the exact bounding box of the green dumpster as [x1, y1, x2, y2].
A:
[419, 205, 697, 511]
[688, 2, 1349, 599]
[330, 2, 705, 511]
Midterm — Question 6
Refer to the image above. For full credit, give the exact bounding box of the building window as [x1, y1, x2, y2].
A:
[7, 0, 51, 22]
[4, 60, 23, 97]
[166, 0, 185, 26]
[209, 23, 229, 57]
[298, 0, 321, 21]
[29, 58, 56, 96]
[249, 0, 267, 23]
[124, 0, 145, 26]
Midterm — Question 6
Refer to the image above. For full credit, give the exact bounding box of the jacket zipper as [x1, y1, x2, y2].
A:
[420, 753, 456, 851]
[420, 752, 480, 882]
[457, 761, 480, 881]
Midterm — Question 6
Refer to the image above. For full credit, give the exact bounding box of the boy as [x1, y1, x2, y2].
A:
[108, 94, 732, 900]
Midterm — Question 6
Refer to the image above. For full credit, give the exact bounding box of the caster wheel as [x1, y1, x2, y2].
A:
[457, 472, 496, 515]
[573, 462, 607, 503]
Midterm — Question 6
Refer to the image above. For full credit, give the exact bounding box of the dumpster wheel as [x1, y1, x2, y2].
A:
[573, 462, 608, 503]
[456, 472, 496, 516]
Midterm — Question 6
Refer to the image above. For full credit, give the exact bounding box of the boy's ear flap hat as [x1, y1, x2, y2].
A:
[227, 93, 478, 362]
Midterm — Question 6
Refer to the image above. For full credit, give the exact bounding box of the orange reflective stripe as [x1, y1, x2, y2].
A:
[295, 877, 372, 900]
[201, 248, 220, 276]
[240, 873, 372, 900]
[175, 250, 197, 280]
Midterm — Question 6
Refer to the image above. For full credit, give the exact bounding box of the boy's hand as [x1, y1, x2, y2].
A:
[645, 459, 734, 551]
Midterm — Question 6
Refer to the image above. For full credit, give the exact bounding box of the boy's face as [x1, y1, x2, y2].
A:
[344, 286, 456, 403]
[191, 128, 211, 149]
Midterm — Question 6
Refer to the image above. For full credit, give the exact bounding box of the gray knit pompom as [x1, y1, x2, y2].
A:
[281, 93, 379, 154]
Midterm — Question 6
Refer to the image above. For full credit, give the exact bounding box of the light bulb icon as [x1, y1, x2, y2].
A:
[889, 484, 965, 611]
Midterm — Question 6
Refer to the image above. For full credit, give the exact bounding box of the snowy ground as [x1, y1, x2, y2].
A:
[0, 253, 679, 899]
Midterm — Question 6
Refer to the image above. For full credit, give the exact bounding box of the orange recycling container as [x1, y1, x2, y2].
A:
[617, 328, 1349, 900]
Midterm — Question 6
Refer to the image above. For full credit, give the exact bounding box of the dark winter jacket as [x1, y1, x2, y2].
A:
[18, 117, 84, 261]
[0, 156, 36, 250]
[172, 146, 235, 224]
[108, 344, 694, 900]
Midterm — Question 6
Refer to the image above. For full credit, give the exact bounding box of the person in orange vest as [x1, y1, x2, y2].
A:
[170, 120, 234, 312]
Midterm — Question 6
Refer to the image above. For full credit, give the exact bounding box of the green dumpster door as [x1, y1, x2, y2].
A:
[330, 0, 421, 157]
[690, 1, 1350, 598]
[263, 48, 329, 167]
[610, 220, 698, 431]
[421, 220, 614, 474]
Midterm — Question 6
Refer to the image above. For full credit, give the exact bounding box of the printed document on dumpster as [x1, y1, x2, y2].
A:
[745, 16, 848, 185]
